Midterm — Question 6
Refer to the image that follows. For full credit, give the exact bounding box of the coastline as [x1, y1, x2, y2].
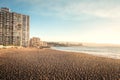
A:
[0, 48, 120, 80]
[52, 46, 120, 59]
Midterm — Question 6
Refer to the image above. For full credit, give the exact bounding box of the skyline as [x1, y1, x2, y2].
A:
[0, 0, 120, 44]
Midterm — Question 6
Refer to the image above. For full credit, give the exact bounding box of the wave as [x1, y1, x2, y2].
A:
[52, 46, 120, 59]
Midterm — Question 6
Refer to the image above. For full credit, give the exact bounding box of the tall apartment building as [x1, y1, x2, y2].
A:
[0, 7, 29, 47]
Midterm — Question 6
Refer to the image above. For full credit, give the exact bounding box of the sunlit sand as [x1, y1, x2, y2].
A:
[0, 48, 119, 80]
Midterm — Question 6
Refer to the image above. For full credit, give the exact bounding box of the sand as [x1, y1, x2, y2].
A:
[0, 48, 120, 80]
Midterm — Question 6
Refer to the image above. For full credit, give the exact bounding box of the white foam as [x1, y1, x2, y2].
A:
[52, 47, 120, 59]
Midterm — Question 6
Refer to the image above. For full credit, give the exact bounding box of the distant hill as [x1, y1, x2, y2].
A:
[47, 42, 82, 47]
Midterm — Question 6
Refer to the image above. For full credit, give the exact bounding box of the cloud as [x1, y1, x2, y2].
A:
[55, 0, 120, 19]
[15, 0, 120, 20]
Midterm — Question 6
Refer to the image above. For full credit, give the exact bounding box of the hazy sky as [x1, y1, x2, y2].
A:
[0, 0, 120, 44]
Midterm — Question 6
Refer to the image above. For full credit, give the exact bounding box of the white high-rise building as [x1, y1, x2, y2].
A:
[0, 7, 29, 47]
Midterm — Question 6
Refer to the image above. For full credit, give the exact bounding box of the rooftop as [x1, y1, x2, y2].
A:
[0, 7, 10, 12]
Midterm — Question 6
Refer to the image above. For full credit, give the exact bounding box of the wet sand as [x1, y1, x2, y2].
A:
[0, 48, 120, 80]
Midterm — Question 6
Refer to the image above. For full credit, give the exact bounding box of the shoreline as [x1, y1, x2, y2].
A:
[0, 48, 120, 61]
[51, 47, 120, 60]
[0, 47, 120, 60]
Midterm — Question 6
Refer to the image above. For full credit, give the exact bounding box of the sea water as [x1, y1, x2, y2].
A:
[52, 46, 120, 59]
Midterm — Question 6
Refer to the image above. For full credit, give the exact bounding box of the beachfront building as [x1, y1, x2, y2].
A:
[30, 37, 48, 48]
[30, 37, 40, 48]
[0, 7, 29, 47]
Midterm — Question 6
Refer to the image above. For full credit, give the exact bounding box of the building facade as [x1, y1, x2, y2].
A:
[0, 7, 29, 47]
[30, 37, 48, 48]
[30, 37, 40, 47]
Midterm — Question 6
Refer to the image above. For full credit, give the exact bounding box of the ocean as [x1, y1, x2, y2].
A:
[52, 46, 120, 59]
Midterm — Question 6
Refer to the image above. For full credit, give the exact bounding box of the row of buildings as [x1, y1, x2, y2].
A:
[0, 7, 47, 48]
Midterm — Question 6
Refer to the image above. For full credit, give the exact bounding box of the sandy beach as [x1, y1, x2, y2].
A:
[0, 48, 120, 80]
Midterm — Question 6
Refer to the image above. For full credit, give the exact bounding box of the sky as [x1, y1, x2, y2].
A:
[0, 0, 120, 44]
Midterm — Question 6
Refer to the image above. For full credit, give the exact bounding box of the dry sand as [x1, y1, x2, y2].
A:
[0, 48, 120, 80]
